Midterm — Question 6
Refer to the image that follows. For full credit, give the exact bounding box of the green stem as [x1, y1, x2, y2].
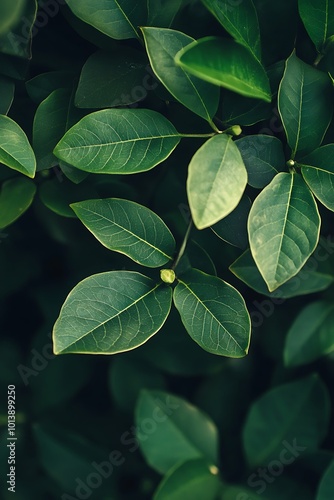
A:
[180, 132, 216, 138]
[313, 52, 324, 67]
[172, 220, 193, 270]
[208, 119, 222, 133]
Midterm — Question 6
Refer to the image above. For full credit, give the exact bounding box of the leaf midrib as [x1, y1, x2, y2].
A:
[58, 281, 161, 351]
[78, 205, 173, 261]
[177, 279, 243, 352]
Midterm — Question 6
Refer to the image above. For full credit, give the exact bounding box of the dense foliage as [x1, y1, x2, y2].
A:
[1, 0, 334, 499]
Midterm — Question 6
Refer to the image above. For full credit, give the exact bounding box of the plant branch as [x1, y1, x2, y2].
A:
[172, 219, 193, 270]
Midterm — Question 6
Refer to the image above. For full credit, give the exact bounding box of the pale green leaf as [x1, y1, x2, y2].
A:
[71, 198, 176, 267]
[173, 268, 251, 357]
[202, 0, 261, 62]
[278, 52, 333, 158]
[248, 172, 320, 291]
[284, 301, 334, 367]
[243, 375, 330, 467]
[136, 389, 219, 474]
[54, 109, 180, 174]
[53, 271, 172, 355]
[300, 145, 334, 211]
[187, 134, 247, 229]
[142, 27, 219, 121]
[175, 37, 271, 102]
[65, 0, 147, 40]
[0, 177, 36, 229]
[0, 115, 36, 178]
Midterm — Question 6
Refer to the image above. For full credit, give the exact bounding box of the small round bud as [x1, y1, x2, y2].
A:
[230, 125, 242, 136]
[286, 159, 295, 168]
[160, 269, 176, 284]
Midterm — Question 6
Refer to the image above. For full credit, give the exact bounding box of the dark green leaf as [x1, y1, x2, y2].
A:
[248, 173, 320, 291]
[71, 198, 176, 267]
[236, 135, 286, 188]
[154, 458, 221, 500]
[75, 48, 148, 108]
[201, 0, 261, 61]
[174, 268, 251, 357]
[0, 115, 36, 178]
[317, 460, 334, 499]
[136, 389, 219, 474]
[54, 109, 181, 174]
[0, 177, 36, 229]
[187, 134, 248, 229]
[142, 27, 219, 121]
[0, 75, 14, 115]
[53, 271, 172, 354]
[65, 0, 147, 40]
[39, 178, 97, 218]
[230, 249, 334, 298]
[0, 0, 26, 36]
[26, 71, 76, 104]
[284, 301, 334, 367]
[0, 0, 37, 59]
[211, 195, 251, 249]
[298, 0, 334, 51]
[300, 145, 334, 211]
[175, 37, 271, 102]
[243, 375, 330, 466]
[278, 52, 333, 158]
[147, 0, 183, 27]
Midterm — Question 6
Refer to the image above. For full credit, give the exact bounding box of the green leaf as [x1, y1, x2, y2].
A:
[201, 0, 261, 62]
[147, 0, 183, 28]
[0, 177, 36, 229]
[0, 0, 37, 59]
[65, 0, 147, 40]
[298, 0, 334, 51]
[75, 48, 148, 108]
[173, 268, 251, 357]
[53, 271, 172, 355]
[317, 460, 334, 499]
[221, 486, 266, 500]
[243, 375, 330, 467]
[211, 195, 251, 250]
[230, 249, 334, 298]
[135, 389, 219, 474]
[0, 0, 26, 36]
[236, 249, 333, 298]
[278, 52, 333, 158]
[222, 91, 272, 126]
[142, 27, 219, 121]
[54, 109, 181, 174]
[284, 301, 334, 367]
[187, 134, 248, 229]
[33, 89, 75, 171]
[248, 172, 320, 291]
[175, 37, 271, 102]
[0, 115, 36, 178]
[236, 136, 286, 188]
[300, 145, 334, 211]
[153, 458, 221, 500]
[0, 75, 14, 115]
[26, 70, 75, 104]
[71, 198, 176, 267]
